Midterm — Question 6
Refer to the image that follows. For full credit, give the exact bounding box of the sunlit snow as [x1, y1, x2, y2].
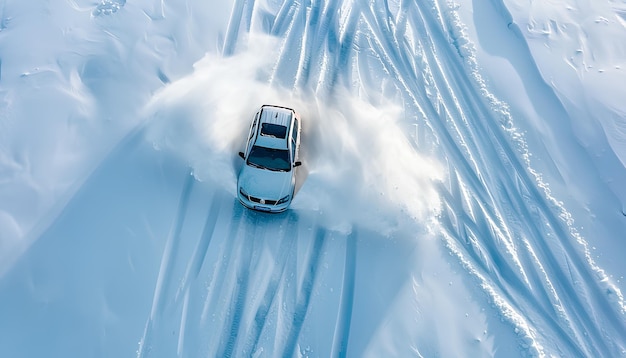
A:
[1, 0, 625, 357]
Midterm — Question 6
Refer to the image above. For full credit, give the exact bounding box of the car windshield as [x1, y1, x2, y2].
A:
[247, 145, 291, 172]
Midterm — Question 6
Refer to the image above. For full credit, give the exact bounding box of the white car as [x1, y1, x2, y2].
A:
[237, 105, 302, 212]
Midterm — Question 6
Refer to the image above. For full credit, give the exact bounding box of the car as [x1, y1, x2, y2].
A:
[237, 105, 302, 213]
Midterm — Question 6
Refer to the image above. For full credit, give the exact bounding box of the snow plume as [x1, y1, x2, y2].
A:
[294, 92, 444, 234]
[143, 34, 283, 192]
[144, 33, 443, 234]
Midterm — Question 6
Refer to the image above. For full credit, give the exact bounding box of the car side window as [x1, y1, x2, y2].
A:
[246, 113, 259, 154]
[249, 113, 259, 140]
[290, 118, 299, 161]
[292, 118, 299, 143]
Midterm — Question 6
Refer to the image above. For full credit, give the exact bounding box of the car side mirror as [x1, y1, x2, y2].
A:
[238, 152, 245, 159]
[294, 161, 302, 167]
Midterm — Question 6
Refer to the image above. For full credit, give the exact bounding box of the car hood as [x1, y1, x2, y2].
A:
[238, 164, 294, 200]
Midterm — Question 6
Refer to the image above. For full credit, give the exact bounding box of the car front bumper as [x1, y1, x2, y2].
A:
[237, 193, 290, 213]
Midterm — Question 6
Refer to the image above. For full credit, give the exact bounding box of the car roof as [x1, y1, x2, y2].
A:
[254, 106, 293, 149]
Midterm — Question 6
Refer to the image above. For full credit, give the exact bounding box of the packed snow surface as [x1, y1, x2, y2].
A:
[1, 0, 625, 357]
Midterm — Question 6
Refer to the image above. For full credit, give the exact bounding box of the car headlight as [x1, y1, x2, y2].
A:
[276, 194, 290, 205]
[239, 187, 249, 199]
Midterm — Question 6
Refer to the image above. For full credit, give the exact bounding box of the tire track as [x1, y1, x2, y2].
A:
[333, 1, 362, 90]
[200, 199, 246, 355]
[413, 1, 604, 352]
[270, 1, 299, 37]
[331, 228, 357, 358]
[173, 190, 224, 304]
[437, 182, 585, 356]
[137, 170, 195, 358]
[204, 0, 626, 356]
[223, 0, 248, 56]
[191, 191, 224, 278]
[171, 190, 226, 356]
[413, 2, 625, 354]
[347, 0, 625, 355]
[176, 288, 190, 356]
[295, 0, 341, 89]
[282, 226, 327, 357]
[217, 209, 261, 358]
[269, 1, 306, 89]
[358, 4, 570, 353]
[408, 1, 624, 355]
[246, 211, 300, 355]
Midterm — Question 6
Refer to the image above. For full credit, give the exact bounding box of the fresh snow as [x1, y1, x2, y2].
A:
[0, 0, 625, 357]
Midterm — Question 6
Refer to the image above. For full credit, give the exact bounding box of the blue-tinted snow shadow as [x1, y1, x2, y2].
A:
[0, 129, 200, 356]
[473, 0, 626, 272]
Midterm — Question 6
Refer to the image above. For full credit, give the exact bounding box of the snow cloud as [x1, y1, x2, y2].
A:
[144, 33, 444, 234]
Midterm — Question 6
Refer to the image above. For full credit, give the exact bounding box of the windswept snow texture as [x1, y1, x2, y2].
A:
[1, 0, 626, 357]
